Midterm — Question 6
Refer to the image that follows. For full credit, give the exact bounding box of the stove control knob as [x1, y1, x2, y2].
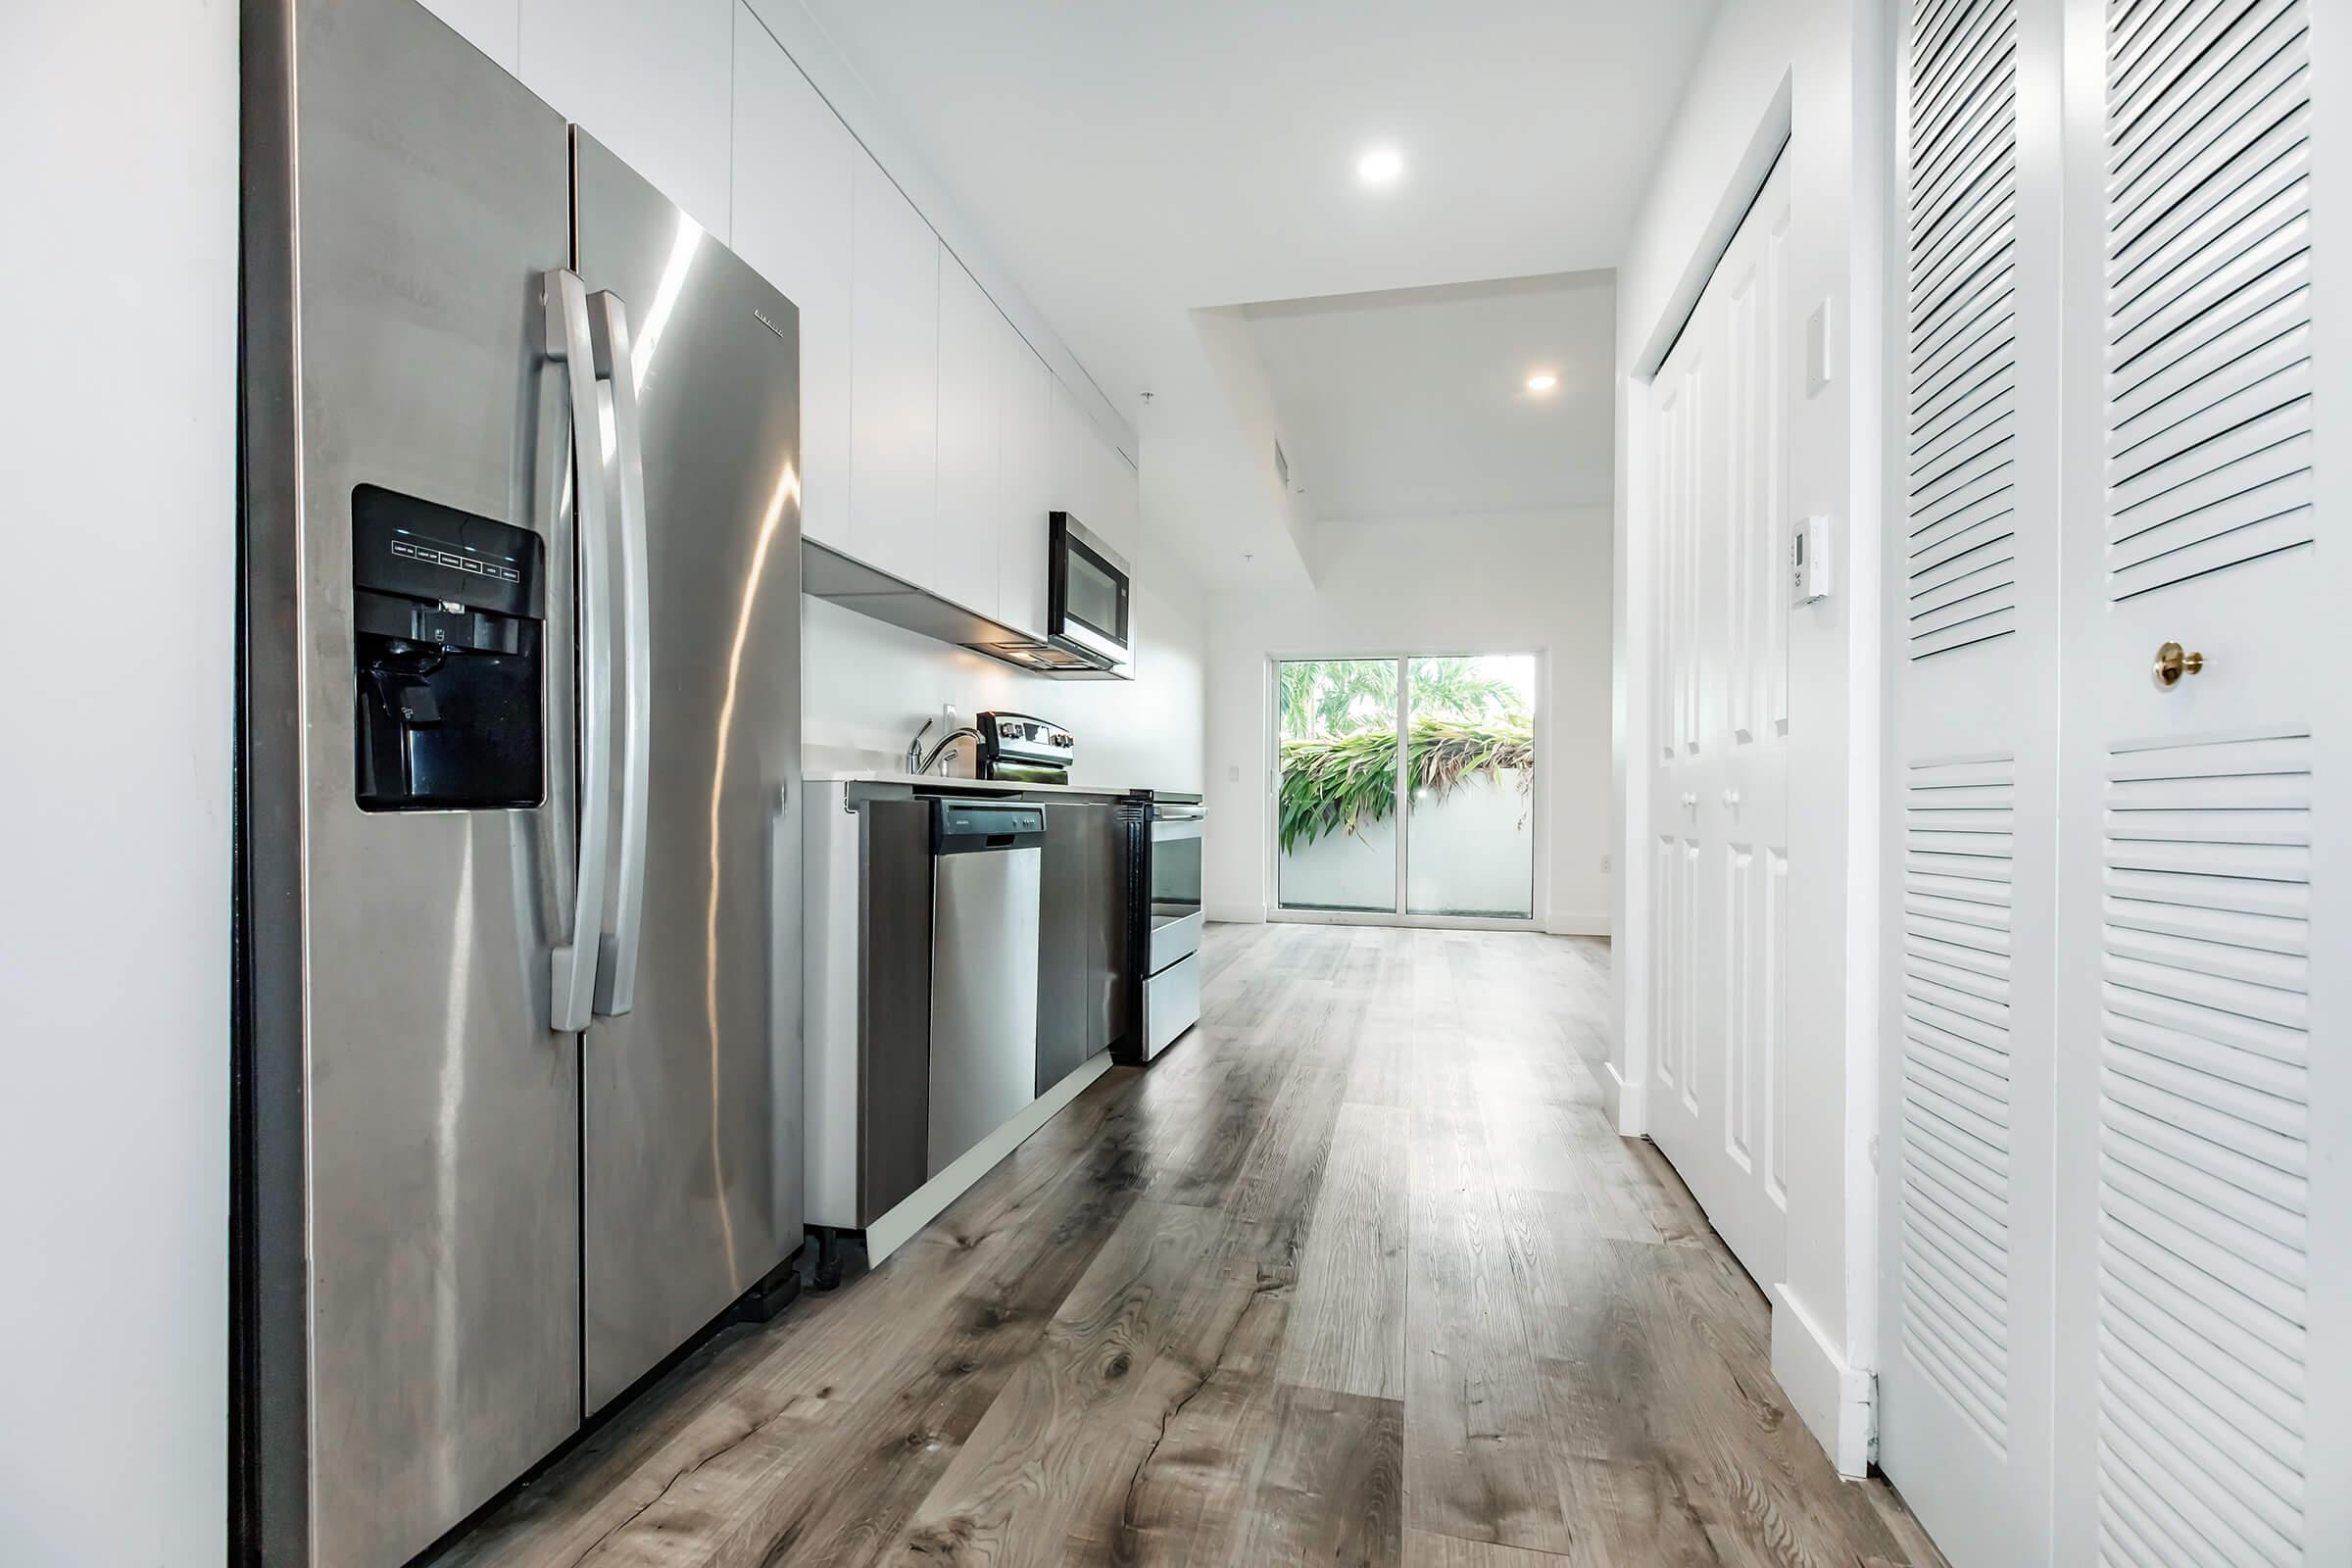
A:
[999, 721, 1020, 738]
[1053, 733, 1073, 749]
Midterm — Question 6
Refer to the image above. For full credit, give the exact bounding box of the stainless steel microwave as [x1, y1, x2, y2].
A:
[1047, 512, 1133, 676]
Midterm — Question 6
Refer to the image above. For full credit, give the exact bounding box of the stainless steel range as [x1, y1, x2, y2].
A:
[976, 710, 1077, 783]
[1127, 795, 1205, 1059]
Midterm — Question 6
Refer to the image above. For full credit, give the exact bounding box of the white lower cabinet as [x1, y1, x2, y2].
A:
[728, 6, 855, 552]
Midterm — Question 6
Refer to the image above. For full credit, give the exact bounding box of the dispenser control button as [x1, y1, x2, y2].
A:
[393, 680, 440, 727]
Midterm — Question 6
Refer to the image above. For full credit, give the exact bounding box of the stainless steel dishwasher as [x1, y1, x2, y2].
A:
[926, 800, 1047, 1178]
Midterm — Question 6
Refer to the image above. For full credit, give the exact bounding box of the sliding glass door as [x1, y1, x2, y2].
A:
[1273, 654, 1538, 924]
[1275, 659, 1397, 913]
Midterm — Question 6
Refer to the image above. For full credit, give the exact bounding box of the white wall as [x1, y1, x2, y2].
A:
[804, 578, 1208, 792]
[1610, 0, 1886, 1473]
[0, 2, 237, 1559]
[1204, 509, 1613, 933]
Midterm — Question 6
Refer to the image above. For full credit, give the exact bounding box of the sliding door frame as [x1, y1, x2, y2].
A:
[1262, 648, 1551, 932]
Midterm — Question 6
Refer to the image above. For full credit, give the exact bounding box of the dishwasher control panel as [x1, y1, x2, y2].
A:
[931, 800, 1047, 853]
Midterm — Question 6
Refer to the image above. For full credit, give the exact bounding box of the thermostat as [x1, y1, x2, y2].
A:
[1790, 514, 1832, 605]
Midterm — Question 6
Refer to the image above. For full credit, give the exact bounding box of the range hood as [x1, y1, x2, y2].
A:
[803, 539, 1127, 679]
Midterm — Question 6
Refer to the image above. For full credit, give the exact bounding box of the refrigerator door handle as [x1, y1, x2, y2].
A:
[588, 289, 652, 1016]
[547, 268, 614, 1033]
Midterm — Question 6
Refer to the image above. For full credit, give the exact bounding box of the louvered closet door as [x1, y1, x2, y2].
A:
[2050, 0, 2350, 1560]
[1644, 156, 1793, 1294]
[1876, 0, 2061, 1559]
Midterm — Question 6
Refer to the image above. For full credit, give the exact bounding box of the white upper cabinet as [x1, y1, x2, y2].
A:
[518, 0, 734, 240]
[1103, 442, 1140, 558]
[1049, 376, 1140, 562]
[848, 149, 939, 584]
[995, 320, 1053, 640]
[1048, 375, 1090, 537]
[931, 251, 1001, 614]
[729, 8, 855, 551]
[416, 0, 518, 72]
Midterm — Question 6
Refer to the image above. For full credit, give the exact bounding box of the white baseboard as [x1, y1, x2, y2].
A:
[1203, 903, 1266, 924]
[1770, 1281, 1874, 1477]
[863, 1052, 1114, 1266]
[1544, 912, 1612, 937]
[1602, 1061, 1644, 1135]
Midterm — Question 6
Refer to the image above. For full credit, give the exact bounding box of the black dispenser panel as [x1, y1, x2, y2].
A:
[352, 484, 546, 810]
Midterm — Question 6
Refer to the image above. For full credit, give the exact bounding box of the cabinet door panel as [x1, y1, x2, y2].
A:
[849, 150, 938, 582]
[518, 0, 732, 239]
[1047, 374, 1093, 535]
[932, 250, 1000, 613]
[1104, 442, 1140, 558]
[996, 323, 1052, 639]
[729, 8, 855, 550]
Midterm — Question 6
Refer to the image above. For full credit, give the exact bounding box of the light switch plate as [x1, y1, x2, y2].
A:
[1806, 298, 1836, 396]
[1791, 514, 1833, 605]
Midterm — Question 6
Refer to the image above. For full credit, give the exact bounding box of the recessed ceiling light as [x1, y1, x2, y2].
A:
[1356, 145, 1404, 187]
[1525, 370, 1559, 393]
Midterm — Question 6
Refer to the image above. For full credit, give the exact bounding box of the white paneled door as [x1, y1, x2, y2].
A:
[1883, 0, 2349, 1562]
[1645, 156, 1792, 1293]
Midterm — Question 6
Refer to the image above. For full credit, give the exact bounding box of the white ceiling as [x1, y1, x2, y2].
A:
[1245, 271, 1615, 521]
[800, 0, 1716, 584]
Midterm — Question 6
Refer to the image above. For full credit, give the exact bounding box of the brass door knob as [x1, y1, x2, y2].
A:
[2153, 641, 2206, 688]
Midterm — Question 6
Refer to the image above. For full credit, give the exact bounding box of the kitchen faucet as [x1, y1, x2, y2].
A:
[906, 712, 980, 776]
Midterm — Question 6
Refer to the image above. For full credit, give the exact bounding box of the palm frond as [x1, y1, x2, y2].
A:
[1277, 715, 1535, 854]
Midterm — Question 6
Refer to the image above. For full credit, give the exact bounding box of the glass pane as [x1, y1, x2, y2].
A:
[1275, 659, 1398, 912]
[1151, 822, 1201, 910]
[1406, 655, 1536, 918]
[1065, 548, 1123, 640]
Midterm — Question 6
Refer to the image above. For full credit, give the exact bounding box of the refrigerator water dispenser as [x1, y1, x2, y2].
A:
[351, 483, 546, 809]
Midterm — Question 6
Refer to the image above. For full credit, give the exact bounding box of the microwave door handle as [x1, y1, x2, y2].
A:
[545, 269, 613, 1034]
[588, 289, 651, 1016]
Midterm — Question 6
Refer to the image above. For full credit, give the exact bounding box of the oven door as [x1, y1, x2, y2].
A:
[1146, 807, 1204, 972]
[1047, 512, 1133, 673]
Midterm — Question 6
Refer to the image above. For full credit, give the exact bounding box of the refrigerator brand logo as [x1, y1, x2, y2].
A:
[754, 308, 787, 343]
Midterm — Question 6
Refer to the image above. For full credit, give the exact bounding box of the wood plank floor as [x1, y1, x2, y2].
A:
[432, 923, 1944, 1567]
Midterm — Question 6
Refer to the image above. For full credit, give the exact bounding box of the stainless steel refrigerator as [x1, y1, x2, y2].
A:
[236, 1, 803, 1561]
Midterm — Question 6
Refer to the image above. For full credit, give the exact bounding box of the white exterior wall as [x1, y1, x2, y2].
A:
[1204, 508, 1613, 936]
[1279, 770, 1538, 918]
[0, 1, 239, 1558]
[1611, 0, 1887, 1472]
